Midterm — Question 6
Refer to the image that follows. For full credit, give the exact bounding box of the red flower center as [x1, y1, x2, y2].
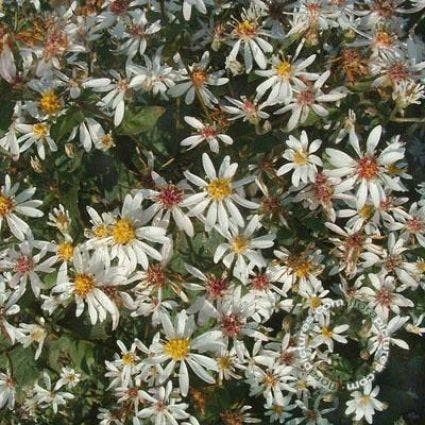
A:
[221, 314, 242, 337]
[157, 184, 184, 209]
[15, 256, 35, 273]
[357, 156, 379, 180]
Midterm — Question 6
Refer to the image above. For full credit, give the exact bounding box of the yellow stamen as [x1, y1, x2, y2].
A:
[207, 178, 232, 201]
[74, 273, 96, 297]
[39, 90, 62, 115]
[231, 236, 250, 254]
[57, 242, 74, 261]
[112, 218, 135, 245]
[164, 338, 190, 361]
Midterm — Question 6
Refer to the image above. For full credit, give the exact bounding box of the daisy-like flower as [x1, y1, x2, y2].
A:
[369, 315, 410, 354]
[360, 273, 413, 320]
[55, 367, 81, 389]
[168, 51, 228, 107]
[33, 372, 74, 414]
[0, 371, 16, 410]
[15, 122, 57, 160]
[228, 7, 273, 72]
[180, 116, 233, 153]
[77, 118, 114, 153]
[326, 126, 407, 208]
[390, 202, 425, 248]
[183, 153, 259, 232]
[264, 395, 297, 424]
[116, 9, 161, 60]
[47, 204, 72, 235]
[276, 131, 322, 186]
[0, 278, 23, 343]
[214, 215, 275, 282]
[149, 310, 223, 396]
[0, 240, 56, 297]
[311, 315, 349, 352]
[104, 193, 169, 271]
[112, 340, 141, 387]
[345, 383, 386, 424]
[274, 71, 347, 131]
[83, 71, 131, 127]
[255, 46, 318, 103]
[18, 322, 47, 359]
[222, 96, 270, 124]
[52, 249, 129, 329]
[140, 171, 195, 236]
[0, 174, 43, 240]
[135, 381, 193, 425]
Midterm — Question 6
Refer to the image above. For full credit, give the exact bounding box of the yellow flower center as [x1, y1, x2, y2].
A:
[231, 236, 250, 254]
[112, 218, 135, 245]
[0, 193, 13, 217]
[217, 355, 233, 370]
[236, 20, 257, 38]
[276, 61, 293, 78]
[33, 123, 49, 138]
[164, 338, 190, 361]
[207, 178, 232, 201]
[93, 224, 109, 238]
[293, 150, 308, 166]
[360, 395, 371, 406]
[386, 163, 403, 176]
[74, 273, 96, 297]
[39, 90, 62, 115]
[309, 296, 322, 309]
[321, 327, 333, 338]
[359, 204, 374, 219]
[30, 327, 46, 342]
[295, 260, 312, 278]
[191, 69, 207, 87]
[101, 134, 114, 148]
[57, 242, 74, 261]
[55, 212, 70, 229]
[122, 352, 136, 366]
[416, 261, 425, 272]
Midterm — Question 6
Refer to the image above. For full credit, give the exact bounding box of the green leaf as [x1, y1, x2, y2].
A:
[117, 106, 166, 135]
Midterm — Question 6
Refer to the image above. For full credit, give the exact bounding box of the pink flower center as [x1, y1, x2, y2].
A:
[297, 88, 315, 105]
[406, 217, 424, 234]
[157, 184, 184, 209]
[146, 265, 166, 287]
[15, 256, 35, 273]
[206, 276, 228, 299]
[221, 314, 242, 337]
[375, 288, 393, 306]
[357, 156, 379, 180]
[201, 126, 217, 139]
[251, 274, 270, 290]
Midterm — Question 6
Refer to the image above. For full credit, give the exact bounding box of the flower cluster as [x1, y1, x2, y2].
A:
[0, 0, 424, 424]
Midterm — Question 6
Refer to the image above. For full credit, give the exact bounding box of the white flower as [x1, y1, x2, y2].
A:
[0, 371, 16, 410]
[0, 278, 23, 343]
[140, 171, 195, 236]
[183, 153, 259, 232]
[326, 126, 407, 208]
[16, 122, 57, 160]
[0, 174, 43, 240]
[181, 116, 233, 153]
[311, 315, 349, 352]
[0, 240, 56, 297]
[214, 215, 275, 282]
[255, 48, 317, 103]
[18, 322, 47, 359]
[104, 193, 169, 271]
[168, 51, 228, 107]
[47, 204, 72, 234]
[77, 118, 114, 152]
[55, 367, 81, 389]
[33, 372, 74, 414]
[52, 249, 129, 329]
[116, 9, 161, 59]
[345, 383, 386, 424]
[274, 71, 346, 131]
[276, 131, 322, 186]
[150, 310, 223, 396]
[228, 7, 273, 72]
[135, 381, 190, 425]
[222, 96, 270, 124]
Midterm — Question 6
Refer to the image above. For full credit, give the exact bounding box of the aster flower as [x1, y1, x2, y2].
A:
[17, 322, 47, 359]
[0, 174, 43, 240]
[55, 367, 81, 389]
[15, 122, 57, 160]
[0, 278, 23, 343]
[0, 371, 16, 410]
[255, 47, 318, 103]
[276, 131, 322, 186]
[168, 51, 228, 107]
[149, 310, 223, 396]
[103, 193, 169, 271]
[222, 96, 270, 124]
[52, 248, 129, 329]
[214, 215, 275, 282]
[181, 116, 233, 153]
[228, 7, 273, 72]
[345, 383, 386, 424]
[274, 71, 347, 131]
[183, 153, 259, 233]
[47, 204, 72, 235]
[311, 315, 349, 352]
[325, 126, 407, 208]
